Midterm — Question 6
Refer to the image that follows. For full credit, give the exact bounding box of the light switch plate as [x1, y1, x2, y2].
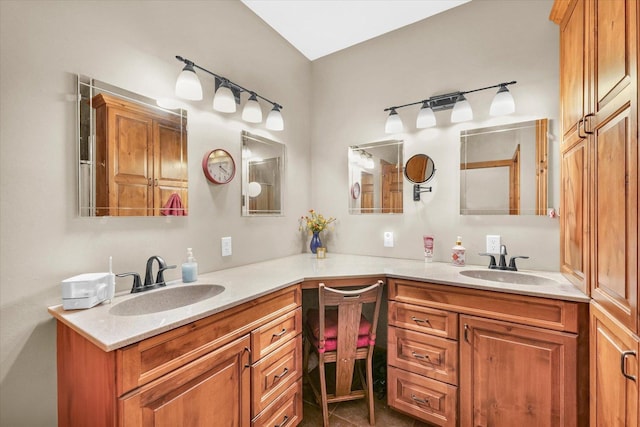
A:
[221, 237, 232, 257]
[486, 235, 501, 254]
[384, 231, 394, 247]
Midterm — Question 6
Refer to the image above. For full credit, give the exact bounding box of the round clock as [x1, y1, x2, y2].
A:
[202, 149, 236, 184]
[351, 182, 361, 199]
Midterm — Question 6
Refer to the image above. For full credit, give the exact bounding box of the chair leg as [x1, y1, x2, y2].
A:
[366, 355, 375, 425]
[302, 334, 310, 384]
[318, 359, 330, 427]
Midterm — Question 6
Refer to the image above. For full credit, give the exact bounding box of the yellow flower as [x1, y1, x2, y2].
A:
[299, 209, 336, 234]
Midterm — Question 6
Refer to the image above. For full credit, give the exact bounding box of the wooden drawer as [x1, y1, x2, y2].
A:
[251, 379, 302, 427]
[388, 326, 458, 385]
[117, 285, 301, 395]
[389, 301, 458, 339]
[252, 335, 302, 417]
[388, 366, 457, 427]
[389, 278, 583, 333]
[251, 308, 301, 363]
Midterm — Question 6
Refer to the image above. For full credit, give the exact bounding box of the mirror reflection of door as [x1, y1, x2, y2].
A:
[360, 172, 374, 213]
[248, 158, 280, 214]
[382, 160, 403, 213]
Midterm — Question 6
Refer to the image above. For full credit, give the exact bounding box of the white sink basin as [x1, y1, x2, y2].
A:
[459, 270, 559, 286]
[109, 284, 225, 316]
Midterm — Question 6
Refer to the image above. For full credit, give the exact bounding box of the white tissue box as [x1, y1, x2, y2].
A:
[61, 272, 115, 310]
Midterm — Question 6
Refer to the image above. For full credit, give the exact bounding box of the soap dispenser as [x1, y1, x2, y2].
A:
[452, 236, 466, 267]
[182, 248, 198, 283]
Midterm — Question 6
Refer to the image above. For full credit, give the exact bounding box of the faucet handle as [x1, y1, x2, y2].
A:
[117, 272, 143, 293]
[508, 256, 529, 271]
[155, 265, 177, 287]
[478, 253, 497, 269]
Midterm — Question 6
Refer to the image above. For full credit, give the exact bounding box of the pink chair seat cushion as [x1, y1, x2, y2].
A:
[306, 309, 373, 351]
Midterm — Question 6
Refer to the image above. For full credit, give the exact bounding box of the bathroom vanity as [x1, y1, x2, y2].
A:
[49, 254, 589, 426]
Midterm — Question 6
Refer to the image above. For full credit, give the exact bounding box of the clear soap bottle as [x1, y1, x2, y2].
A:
[182, 248, 198, 283]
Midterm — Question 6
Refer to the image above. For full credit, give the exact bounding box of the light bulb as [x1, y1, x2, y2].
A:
[266, 105, 284, 131]
[213, 81, 236, 113]
[242, 93, 263, 123]
[451, 94, 473, 123]
[385, 108, 404, 134]
[175, 64, 203, 101]
[416, 101, 436, 128]
[490, 85, 515, 116]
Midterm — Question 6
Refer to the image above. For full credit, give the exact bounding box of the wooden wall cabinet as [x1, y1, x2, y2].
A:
[56, 285, 301, 427]
[93, 93, 188, 216]
[387, 279, 588, 427]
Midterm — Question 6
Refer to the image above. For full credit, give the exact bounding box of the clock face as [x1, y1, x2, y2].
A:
[202, 149, 236, 184]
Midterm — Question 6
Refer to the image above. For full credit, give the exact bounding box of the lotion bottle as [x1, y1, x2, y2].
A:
[452, 236, 466, 266]
[182, 248, 198, 283]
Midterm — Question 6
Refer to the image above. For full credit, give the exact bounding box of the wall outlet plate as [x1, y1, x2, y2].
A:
[221, 236, 232, 257]
[486, 235, 501, 254]
[384, 231, 394, 247]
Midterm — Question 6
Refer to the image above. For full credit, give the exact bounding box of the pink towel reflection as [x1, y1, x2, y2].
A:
[161, 193, 186, 216]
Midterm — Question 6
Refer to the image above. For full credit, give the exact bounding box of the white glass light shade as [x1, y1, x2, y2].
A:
[365, 156, 375, 169]
[247, 181, 262, 197]
[242, 94, 263, 123]
[385, 109, 404, 134]
[175, 65, 203, 101]
[490, 85, 515, 116]
[266, 106, 284, 131]
[213, 83, 236, 113]
[416, 102, 436, 128]
[451, 94, 473, 123]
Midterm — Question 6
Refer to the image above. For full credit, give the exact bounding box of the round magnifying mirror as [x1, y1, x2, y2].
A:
[404, 154, 435, 183]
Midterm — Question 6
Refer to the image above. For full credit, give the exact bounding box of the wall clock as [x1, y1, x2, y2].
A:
[351, 182, 361, 199]
[202, 149, 236, 184]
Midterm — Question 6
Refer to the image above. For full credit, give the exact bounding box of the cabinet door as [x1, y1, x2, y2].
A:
[459, 315, 579, 427]
[152, 118, 188, 215]
[560, 0, 588, 141]
[591, 303, 639, 427]
[120, 335, 251, 427]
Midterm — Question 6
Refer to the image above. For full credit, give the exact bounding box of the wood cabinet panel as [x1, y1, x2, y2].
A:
[251, 380, 302, 427]
[459, 315, 580, 427]
[120, 335, 250, 427]
[387, 366, 457, 427]
[388, 326, 458, 385]
[250, 307, 301, 363]
[388, 301, 458, 339]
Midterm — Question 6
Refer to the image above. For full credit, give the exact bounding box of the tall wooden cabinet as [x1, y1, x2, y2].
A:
[92, 93, 188, 216]
[552, 0, 639, 425]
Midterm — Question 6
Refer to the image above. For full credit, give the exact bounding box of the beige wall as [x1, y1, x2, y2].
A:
[310, 0, 560, 268]
[0, 1, 311, 425]
[0, 0, 560, 424]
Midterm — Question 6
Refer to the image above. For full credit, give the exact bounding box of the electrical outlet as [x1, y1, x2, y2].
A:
[486, 235, 501, 254]
[384, 231, 394, 248]
[221, 237, 232, 257]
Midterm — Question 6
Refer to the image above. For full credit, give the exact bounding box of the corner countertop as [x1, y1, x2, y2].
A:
[48, 253, 589, 352]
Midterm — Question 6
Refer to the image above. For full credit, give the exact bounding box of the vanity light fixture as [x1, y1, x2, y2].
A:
[383, 81, 516, 133]
[175, 55, 284, 131]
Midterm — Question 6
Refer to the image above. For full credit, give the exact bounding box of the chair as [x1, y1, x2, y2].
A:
[303, 280, 384, 426]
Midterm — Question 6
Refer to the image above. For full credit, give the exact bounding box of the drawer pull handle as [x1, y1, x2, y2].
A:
[243, 346, 252, 368]
[272, 328, 287, 339]
[411, 394, 431, 407]
[621, 350, 637, 381]
[411, 316, 432, 327]
[464, 324, 470, 342]
[274, 367, 289, 381]
[411, 351, 438, 364]
[274, 415, 289, 427]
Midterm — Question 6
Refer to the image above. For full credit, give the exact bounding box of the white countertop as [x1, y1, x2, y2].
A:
[48, 253, 589, 352]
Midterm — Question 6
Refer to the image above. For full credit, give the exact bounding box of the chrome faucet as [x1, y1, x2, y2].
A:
[144, 255, 176, 289]
[498, 245, 508, 270]
[479, 244, 529, 271]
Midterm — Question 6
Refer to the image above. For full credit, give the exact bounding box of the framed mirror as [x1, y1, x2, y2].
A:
[241, 131, 285, 216]
[77, 76, 188, 217]
[460, 118, 548, 215]
[348, 140, 403, 214]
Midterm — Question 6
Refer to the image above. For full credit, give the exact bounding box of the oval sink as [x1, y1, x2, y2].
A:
[109, 284, 225, 316]
[459, 270, 559, 286]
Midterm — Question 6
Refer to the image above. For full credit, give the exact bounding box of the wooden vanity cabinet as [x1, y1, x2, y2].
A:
[56, 285, 301, 427]
[387, 278, 589, 427]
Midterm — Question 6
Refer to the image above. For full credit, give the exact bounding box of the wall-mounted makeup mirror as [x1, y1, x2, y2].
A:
[241, 131, 285, 216]
[348, 140, 403, 214]
[460, 118, 548, 215]
[77, 76, 188, 217]
[405, 154, 436, 201]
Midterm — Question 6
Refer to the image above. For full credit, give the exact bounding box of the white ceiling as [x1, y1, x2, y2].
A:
[241, 0, 471, 61]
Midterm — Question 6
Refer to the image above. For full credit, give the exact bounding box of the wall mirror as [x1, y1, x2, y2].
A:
[77, 75, 188, 217]
[405, 154, 436, 201]
[241, 131, 285, 216]
[348, 139, 403, 214]
[460, 118, 548, 215]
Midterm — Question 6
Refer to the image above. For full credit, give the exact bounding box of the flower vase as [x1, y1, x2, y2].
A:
[310, 232, 322, 254]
